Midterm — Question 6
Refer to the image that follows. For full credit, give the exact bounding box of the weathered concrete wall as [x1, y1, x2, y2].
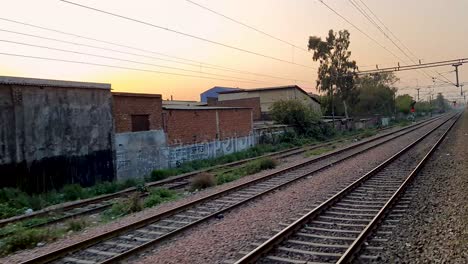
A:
[0, 76, 115, 192]
[115, 130, 167, 180]
[115, 130, 255, 179]
[167, 134, 254, 168]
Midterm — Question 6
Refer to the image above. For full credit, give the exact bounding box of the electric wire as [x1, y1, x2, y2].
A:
[316, 0, 405, 64]
[58, 0, 315, 69]
[0, 51, 294, 84]
[354, 0, 454, 85]
[0, 38, 283, 85]
[346, 0, 436, 83]
[0, 17, 312, 83]
[183, 0, 309, 53]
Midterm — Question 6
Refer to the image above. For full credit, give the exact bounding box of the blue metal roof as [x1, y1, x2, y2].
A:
[200, 86, 241, 102]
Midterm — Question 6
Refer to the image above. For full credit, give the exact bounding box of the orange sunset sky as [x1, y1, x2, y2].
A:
[1, 0, 467, 102]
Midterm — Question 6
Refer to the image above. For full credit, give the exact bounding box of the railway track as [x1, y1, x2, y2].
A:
[17, 114, 452, 264]
[0, 118, 431, 231]
[232, 112, 460, 264]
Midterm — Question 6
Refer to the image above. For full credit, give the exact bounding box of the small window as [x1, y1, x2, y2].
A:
[131, 114, 150, 132]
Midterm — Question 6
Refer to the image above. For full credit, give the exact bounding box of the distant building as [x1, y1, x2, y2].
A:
[200, 86, 241, 102]
[162, 100, 207, 107]
[218, 85, 321, 119]
[0, 76, 115, 192]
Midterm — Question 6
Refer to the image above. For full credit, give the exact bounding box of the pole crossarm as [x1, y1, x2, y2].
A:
[358, 58, 468, 75]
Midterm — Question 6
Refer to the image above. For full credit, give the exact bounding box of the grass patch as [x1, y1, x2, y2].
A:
[143, 188, 179, 208]
[358, 129, 377, 139]
[0, 226, 64, 256]
[305, 146, 334, 157]
[102, 194, 143, 221]
[66, 218, 88, 232]
[216, 158, 278, 185]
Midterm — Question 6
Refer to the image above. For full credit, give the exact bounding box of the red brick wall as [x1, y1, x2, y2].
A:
[113, 93, 162, 133]
[164, 108, 253, 145]
[208, 97, 261, 121]
[218, 108, 253, 138]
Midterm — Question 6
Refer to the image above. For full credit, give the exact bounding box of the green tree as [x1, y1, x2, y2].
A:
[308, 29, 358, 118]
[395, 94, 413, 114]
[354, 73, 398, 116]
[270, 100, 320, 135]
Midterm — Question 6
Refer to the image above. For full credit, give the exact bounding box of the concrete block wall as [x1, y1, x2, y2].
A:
[167, 134, 254, 168]
[115, 130, 167, 180]
[0, 76, 115, 192]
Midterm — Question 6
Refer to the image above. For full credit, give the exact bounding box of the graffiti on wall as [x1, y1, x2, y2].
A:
[167, 134, 254, 168]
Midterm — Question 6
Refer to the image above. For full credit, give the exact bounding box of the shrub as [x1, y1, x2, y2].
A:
[0, 203, 24, 219]
[190, 173, 216, 190]
[258, 158, 278, 170]
[62, 184, 87, 201]
[0, 188, 30, 209]
[90, 182, 119, 196]
[103, 194, 142, 220]
[150, 188, 178, 199]
[0, 228, 49, 255]
[143, 194, 164, 208]
[66, 218, 88, 232]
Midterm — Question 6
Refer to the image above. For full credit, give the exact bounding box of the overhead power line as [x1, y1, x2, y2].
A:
[356, 0, 419, 60]
[183, 0, 309, 53]
[346, 0, 436, 83]
[0, 38, 283, 85]
[0, 52, 289, 84]
[316, 0, 405, 64]
[0, 20, 312, 84]
[58, 0, 315, 69]
[358, 58, 468, 75]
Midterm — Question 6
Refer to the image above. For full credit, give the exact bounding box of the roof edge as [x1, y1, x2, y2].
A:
[0, 76, 111, 89]
[113, 92, 162, 98]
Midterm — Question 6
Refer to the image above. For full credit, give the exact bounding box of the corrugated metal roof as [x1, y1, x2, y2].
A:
[0, 76, 111, 89]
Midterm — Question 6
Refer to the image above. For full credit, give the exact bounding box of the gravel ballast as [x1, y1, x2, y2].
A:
[132, 119, 449, 264]
[361, 112, 467, 263]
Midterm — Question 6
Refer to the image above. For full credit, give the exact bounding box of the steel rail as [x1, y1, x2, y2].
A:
[0, 117, 434, 230]
[336, 112, 462, 263]
[234, 112, 459, 264]
[18, 114, 448, 264]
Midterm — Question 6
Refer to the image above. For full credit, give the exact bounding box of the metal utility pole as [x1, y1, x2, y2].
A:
[453, 63, 462, 87]
[460, 84, 464, 96]
[416, 88, 420, 101]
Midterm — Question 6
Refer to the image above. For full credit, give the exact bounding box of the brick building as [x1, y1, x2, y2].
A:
[162, 106, 253, 145]
[207, 97, 262, 121]
[112, 92, 162, 133]
[0, 76, 115, 192]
